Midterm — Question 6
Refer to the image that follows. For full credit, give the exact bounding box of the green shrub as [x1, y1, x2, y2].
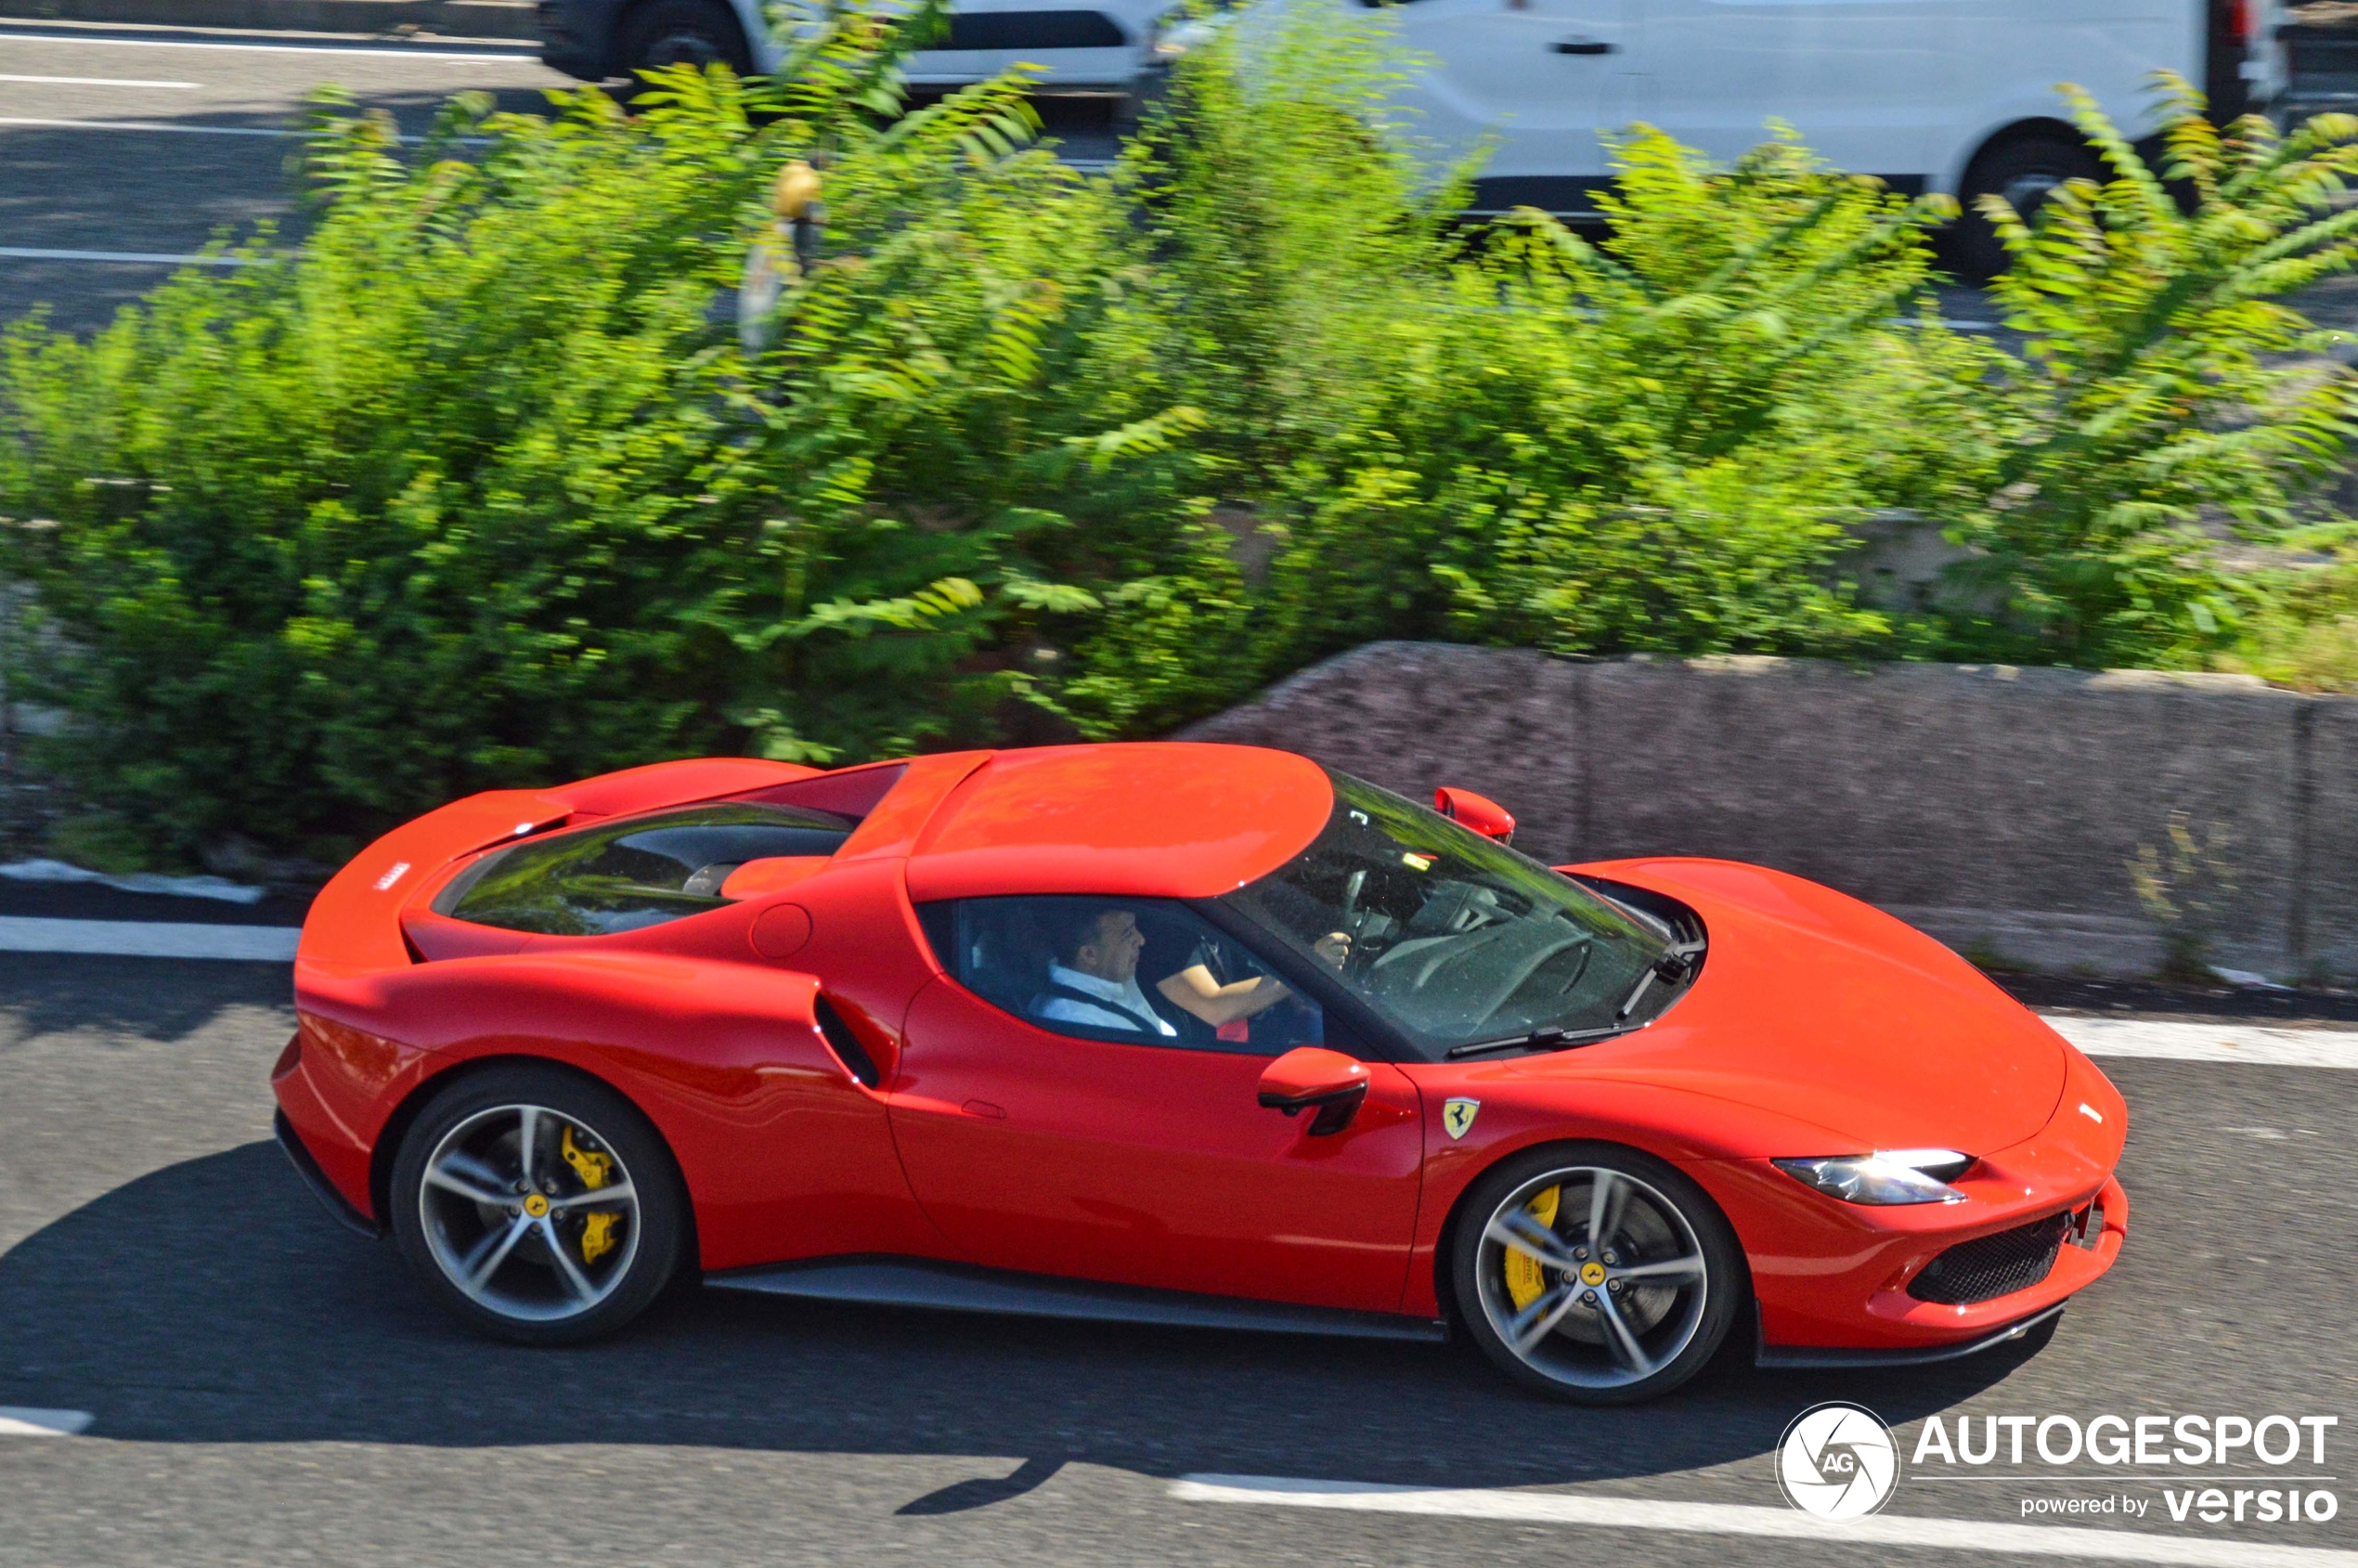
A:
[1266, 131, 1982, 670]
[0, 19, 1189, 865]
[1062, 49, 1997, 732]
[1939, 78, 2358, 667]
[2214, 538, 2358, 689]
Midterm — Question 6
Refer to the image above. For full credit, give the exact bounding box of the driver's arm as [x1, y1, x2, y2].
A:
[1156, 965, 1289, 1027]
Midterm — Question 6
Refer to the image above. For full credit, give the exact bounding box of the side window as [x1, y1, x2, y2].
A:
[436, 804, 855, 936]
[921, 895, 1325, 1056]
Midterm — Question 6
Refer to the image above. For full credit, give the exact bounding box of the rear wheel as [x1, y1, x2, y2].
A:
[1451, 1144, 1743, 1404]
[389, 1065, 685, 1345]
[1951, 131, 2105, 281]
[619, 0, 751, 83]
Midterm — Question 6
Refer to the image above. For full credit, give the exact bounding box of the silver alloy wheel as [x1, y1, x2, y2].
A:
[417, 1103, 641, 1324]
[1473, 1165, 1709, 1391]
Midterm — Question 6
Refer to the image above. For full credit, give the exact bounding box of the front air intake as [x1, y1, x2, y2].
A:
[1906, 1212, 2072, 1305]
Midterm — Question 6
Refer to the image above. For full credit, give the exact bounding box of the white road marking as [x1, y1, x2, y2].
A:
[0, 73, 199, 87]
[0, 115, 279, 136]
[1172, 1474, 2358, 1566]
[2046, 1016, 2358, 1070]
[0, 114, 465, 146]
[0, 29, 533, 60]
[0, 917, 296, 961]
[0, 1407, 93, 1437]
[0, 246, 259, 266]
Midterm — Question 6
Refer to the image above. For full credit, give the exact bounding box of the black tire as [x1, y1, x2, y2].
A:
[1950, 132, 2105, 282]
[389, 1064, 687, 1346]
[619, 0, 752, 82]
[1450, 1142, 1744, 1405]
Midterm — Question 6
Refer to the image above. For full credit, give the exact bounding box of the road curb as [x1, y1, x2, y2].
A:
[0, 0, 538, 40]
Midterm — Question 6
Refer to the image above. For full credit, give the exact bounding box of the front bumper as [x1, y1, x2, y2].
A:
[1729, 1164, 2129, 1355]
[1699, 1040, 2130, 1355]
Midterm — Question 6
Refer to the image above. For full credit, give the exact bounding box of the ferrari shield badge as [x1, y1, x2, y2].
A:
[1442, 1097, 1480, 1140]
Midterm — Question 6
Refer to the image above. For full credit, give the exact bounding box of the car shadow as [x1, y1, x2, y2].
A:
[0, 1142, 2042, 1490]
[0, 953, 292, 1044]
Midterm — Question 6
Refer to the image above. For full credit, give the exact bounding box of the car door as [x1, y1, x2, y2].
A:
[887, 894, 1426, 1312]
[1627, 0, 1957, 184]
[1366, 0, 1639, 209]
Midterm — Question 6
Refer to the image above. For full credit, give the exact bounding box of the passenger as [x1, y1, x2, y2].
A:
[1034, 906, 1179, 1037]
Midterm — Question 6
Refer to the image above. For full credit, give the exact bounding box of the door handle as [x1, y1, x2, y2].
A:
[1551, 37, 1614, 53]
[962, 1099, 1007, 1120]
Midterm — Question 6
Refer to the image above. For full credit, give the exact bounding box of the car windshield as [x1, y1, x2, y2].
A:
[1218, 772, 1677, 1059]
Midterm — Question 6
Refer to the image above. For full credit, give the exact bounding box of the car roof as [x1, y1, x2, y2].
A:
[900, 743, 1334, 901]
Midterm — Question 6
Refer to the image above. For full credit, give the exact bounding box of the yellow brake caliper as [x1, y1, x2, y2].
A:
[561, 1125, 622, 1265]
[1504, 1184, 1561, 1310]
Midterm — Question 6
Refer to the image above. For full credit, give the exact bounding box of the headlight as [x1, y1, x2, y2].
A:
[1773, 1149, 1973, 1205]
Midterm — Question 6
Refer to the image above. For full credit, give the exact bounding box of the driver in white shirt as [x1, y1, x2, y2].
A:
[1034, 907, 1179, 1037]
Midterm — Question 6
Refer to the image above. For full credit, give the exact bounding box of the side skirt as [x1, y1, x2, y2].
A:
[1755, 1302, 2065, 1370]
[706, 1256, 1450, 1344]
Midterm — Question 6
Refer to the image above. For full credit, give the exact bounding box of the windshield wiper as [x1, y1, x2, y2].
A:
[1616, 940, 1706, 1019]
[1446, 1023, 1626, 1060]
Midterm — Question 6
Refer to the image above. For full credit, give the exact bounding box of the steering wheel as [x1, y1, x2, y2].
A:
[1332, 869, 1383, 977]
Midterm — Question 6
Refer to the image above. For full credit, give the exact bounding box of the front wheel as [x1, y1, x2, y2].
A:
[619, 0, 752, 82]
[389, 1065, 686, 1345]
[1451, 1144, 1743, 1404]
[1950, 132, 2105, 281]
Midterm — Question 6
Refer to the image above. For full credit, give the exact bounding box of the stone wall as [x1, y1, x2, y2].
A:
[1182, 642, 2357, 982]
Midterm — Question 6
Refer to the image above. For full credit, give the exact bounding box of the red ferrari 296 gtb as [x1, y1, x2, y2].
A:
[273, 744, 2127, 1403]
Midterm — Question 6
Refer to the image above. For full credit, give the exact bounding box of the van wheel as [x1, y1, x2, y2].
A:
[1950, 132, 2105, 281]
[620, 0, 752, 83]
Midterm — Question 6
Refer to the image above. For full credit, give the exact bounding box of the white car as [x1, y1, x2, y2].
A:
[538, 0, 1183, 94]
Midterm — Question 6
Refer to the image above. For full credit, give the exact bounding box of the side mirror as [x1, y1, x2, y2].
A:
[1256, 1046, 1370, 1137]
[1434, 786, 1516, 844]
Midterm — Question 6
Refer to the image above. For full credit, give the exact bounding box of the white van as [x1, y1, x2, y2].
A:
[1366, 0, 2281, 270]
[543, 0, 2280, 271]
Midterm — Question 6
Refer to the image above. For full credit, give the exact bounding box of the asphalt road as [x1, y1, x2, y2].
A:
[0, 20, 568, 334]
[0, 19, 1126, 335]
[0, 949, 2352, 1567]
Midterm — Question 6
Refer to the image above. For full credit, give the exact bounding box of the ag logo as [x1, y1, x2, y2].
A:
[1441, 1098, 1480, 1140]
[1775, 1402, 1898, 1521]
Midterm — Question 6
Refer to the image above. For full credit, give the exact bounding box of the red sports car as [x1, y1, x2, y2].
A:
[274, 743, 2127, 1403]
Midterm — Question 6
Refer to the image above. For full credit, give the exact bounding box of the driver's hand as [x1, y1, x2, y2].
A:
[1312, 931, 1351, 970]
